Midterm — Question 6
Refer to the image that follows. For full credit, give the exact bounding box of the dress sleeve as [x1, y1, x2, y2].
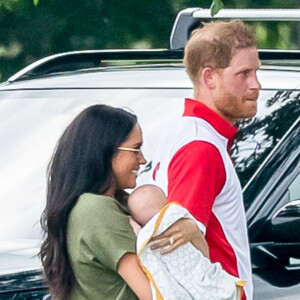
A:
[167, 141, 225, 231]
[77, 195, 136, 272]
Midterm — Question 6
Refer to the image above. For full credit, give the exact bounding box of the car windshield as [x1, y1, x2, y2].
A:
[0, 66, 299, 240]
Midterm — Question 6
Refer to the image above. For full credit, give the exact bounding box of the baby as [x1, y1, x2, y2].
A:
[128, 184, 245, 300]
[128, 183, 168, 231]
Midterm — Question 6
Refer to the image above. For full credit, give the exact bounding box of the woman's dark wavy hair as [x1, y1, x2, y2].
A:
[40, 104, 137, 300]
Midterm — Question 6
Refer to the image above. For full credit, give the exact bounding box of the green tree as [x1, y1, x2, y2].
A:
[0, 0, 299, 82]
[211, 0, 224, 16]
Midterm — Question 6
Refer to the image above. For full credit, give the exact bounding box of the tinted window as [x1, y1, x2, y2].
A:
[232, 90, 300, 187]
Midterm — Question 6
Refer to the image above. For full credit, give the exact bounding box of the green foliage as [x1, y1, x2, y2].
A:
[255, 21, 299, 50]
[0, 0, 299, 82]
[210, 0, 224, 17]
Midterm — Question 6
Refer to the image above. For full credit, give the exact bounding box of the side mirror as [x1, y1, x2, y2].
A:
[271, 200, 300, 243]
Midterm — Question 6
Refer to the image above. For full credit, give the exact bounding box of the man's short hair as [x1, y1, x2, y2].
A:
[183, 20, 257, 84]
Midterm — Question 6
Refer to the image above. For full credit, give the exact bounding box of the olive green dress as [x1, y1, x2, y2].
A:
[67, 193, 139, 300]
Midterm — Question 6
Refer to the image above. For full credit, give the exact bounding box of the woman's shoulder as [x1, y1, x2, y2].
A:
[79, 193, 115, 204]
[72, 193, 129, 219]
[68, 193, 133, 242]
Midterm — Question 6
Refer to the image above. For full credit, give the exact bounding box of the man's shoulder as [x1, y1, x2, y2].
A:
[157, 116, 216, 149]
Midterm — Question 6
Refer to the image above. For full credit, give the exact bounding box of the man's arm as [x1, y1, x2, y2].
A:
[167, 141, 225, 231]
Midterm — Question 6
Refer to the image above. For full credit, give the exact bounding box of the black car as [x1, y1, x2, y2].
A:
[0, 8, 300, 300]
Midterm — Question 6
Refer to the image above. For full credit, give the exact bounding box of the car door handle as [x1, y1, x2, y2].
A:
[285, 258, 300, 271]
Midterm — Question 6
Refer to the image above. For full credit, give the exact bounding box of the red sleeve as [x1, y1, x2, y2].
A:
[167, 141, 225, 227]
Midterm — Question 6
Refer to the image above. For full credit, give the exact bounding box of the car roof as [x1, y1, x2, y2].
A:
[1, 62, 300, 90]
[170, 8, 300, 49]
[1, 47, 300, 91]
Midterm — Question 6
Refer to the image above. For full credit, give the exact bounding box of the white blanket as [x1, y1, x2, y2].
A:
[137, 203, 245, 300]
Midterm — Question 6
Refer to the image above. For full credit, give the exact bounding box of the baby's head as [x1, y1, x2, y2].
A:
[128, 184, 167, 226]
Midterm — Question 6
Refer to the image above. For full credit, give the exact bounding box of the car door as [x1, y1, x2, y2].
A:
[244, 116, 300, 299]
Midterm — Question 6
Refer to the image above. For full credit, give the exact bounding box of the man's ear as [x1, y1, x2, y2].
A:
[202, 67, 217, 89]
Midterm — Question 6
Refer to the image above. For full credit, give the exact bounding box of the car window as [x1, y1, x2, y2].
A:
[289, 170, 300, 202]
[0, 89, 190, 240]
[232, 90, 300, 187]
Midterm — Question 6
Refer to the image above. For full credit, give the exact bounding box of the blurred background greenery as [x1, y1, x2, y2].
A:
[0, 0, 299, 82]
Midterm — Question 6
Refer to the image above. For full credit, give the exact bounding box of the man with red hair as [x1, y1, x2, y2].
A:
[151, 20, 261, 300]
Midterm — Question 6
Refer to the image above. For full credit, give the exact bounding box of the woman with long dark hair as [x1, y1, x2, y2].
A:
[40, 104, 205, 300]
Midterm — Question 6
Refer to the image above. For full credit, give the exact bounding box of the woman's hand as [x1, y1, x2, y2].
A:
[149, 218, 209, 257]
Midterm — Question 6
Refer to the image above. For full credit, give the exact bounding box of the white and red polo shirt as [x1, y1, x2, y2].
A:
[151, 98, 253, 300]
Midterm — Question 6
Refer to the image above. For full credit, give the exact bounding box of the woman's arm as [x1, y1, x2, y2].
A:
[149, 218, 209, 257]
[118, 252, 152, 300]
